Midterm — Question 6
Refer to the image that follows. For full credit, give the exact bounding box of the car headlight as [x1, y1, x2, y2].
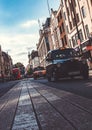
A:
[57, 63, 61, 67]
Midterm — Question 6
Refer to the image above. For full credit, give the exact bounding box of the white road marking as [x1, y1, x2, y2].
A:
[12, 83, 39, 130]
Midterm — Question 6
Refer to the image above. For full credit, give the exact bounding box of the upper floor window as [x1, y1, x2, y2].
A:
[66, 7, 70, 16]
[66, 25, 69, 33]
[79, 29, 84, 42]
[91, 0, 92, 5]
[69, 21, 72, 30]
[81, 6, 86, 18]
[76, 13, 80, 23]
[73, 0, 76, 7]
[85, 25, 89, 38]
[61, 0, 64, 5]
[63, 12, 66, 20]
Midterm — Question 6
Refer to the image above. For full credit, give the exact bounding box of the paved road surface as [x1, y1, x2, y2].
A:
[0, 79, 92, 130]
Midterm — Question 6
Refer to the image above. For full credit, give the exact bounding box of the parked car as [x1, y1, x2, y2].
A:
[46, 48, 89, 82]
[33, 66, 46, 80]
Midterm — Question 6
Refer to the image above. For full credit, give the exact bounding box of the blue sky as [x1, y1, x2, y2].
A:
[0, 0, 60, 66]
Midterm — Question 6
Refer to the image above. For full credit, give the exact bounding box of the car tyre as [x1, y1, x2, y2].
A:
[81, 66, 89, 80]
[47, 72, 58, 82]
[82, 70, 89, 80]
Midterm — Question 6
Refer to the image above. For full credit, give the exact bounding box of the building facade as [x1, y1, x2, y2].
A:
[60, 0, 92, 49]
[30, 0, 92, 68]
[37, 18, 53, 67]
[0, 45, 13, 80]
[56, 5, 69, 48]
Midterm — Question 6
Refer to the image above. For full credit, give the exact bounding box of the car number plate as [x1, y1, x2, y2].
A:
[69, 71, 80, 75]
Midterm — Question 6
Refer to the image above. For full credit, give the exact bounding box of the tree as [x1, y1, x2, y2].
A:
[13, 62, 25, 75]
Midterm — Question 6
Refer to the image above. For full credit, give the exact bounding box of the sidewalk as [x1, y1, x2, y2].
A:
[0, 78, 92, 130]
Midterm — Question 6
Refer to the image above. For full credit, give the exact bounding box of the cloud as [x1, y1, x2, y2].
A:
[20, 20, 38, 28]
[16, 52, 28, 56]
[0, 32, 39, 66]
[0, 18, 45, 66]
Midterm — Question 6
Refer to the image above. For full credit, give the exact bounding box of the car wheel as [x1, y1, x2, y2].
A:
[81, 66, 89, 80]
[47, 76, 51, 82]
[82, 70, 89, 80]
[50, 71, 58, 82]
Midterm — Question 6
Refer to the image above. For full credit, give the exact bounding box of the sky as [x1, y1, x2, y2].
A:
[0, 0, 60, 67]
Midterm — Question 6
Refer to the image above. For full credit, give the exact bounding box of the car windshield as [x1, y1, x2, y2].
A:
[52, 49, 78, 59]
[34, 67, 45, 71]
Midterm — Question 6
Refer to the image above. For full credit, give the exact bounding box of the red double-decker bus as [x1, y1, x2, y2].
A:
[12, 68, 21, 80]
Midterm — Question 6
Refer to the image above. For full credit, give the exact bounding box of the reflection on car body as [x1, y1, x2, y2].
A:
[33, 66, 46, 80]
[46, 48, 89, 82]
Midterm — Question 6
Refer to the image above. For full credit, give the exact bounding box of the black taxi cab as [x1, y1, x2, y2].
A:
[45, 48, 89, 82]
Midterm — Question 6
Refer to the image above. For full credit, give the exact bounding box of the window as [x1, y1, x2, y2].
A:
[66, 7, 70, 15]
[91, 0, 92, 5]
[76, 13, 80, 23]
[75, 33, 78, 43]
[64, 12, 66, 20]
[64, 35, 67, 45]
[61, 0, 64, 5]
[59, 26, 62, 33]
[81, 6, 86, 18]
[62, 23, 64, 32]
[60, 11, 62, 19]
[73, 0, 76, 7]
[45, 37, 50, 51]
[85, 25, 89, 38]
[79, 29, 84, 42]
[66, 25, 69, 33]
[72, 35, 76, 47]
[69, 21, 72, 30]
[73, 18, 76, 27]
[61, 38, 64, 46]
[57, 16, 59, 22]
